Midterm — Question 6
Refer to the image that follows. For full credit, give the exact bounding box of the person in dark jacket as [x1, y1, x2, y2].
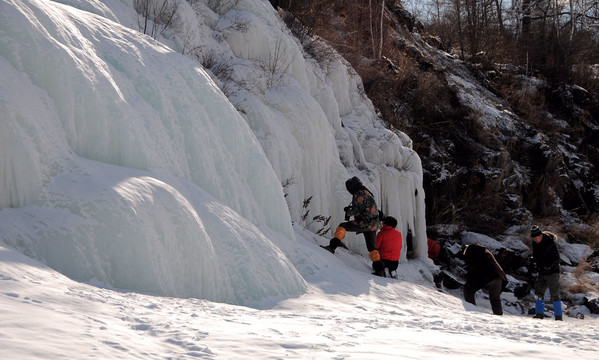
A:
[322, 177, 383, 271]
[462, 243, 508, 315]
[375, 216, 403, 278]
[530, 225, 563, 320]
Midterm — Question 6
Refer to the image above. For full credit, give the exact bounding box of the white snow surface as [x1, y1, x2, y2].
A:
[1, 0, 598, 358]
[3, 239, 599, 360]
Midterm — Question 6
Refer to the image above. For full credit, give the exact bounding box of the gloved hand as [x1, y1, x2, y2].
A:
[369, 250, 381, 262]
[344, 205, 352, 221]
[527, 257, 538, 275]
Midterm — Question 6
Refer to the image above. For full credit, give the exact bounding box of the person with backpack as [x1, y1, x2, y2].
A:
[462, 243, 508, 315]
[321, 176, 384, 273]
[530, 225, 563, 320]
[375, 216, 403, 278]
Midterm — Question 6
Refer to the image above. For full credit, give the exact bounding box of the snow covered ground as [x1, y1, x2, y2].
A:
[2, 234, 599, 360]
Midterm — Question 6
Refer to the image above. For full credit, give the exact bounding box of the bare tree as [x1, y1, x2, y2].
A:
[205, 0, 240, 14]
[265, 35, 293, 89]
[379, 0, 385, 59]
[135, 0, 180, 39]
[369, 0, 386, 59]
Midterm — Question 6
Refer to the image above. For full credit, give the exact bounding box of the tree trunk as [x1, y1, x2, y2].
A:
[569, 0, 575, 41]
[495, 0, 504, 32]
[522, 0, 531, 36]
[378, 0, 385, 59]
[370, 0, 376, 58]
[454, 0, 465, 59]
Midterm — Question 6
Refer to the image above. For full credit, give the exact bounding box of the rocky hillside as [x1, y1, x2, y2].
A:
[274, 0, 598, 240]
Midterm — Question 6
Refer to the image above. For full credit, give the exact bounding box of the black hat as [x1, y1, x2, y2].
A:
[531, 225, 542, 237]
[383, 216, 398, 228]
[345, 176, 362, 194]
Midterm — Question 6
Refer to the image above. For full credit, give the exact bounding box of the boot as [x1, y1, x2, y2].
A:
[321, 237, 348, 254]
[330, 237, 348, 250]
[372, 270, 386, 277]
[320, 245, 335, 254]
[534, 299, 545, 318]
[553, 301, 563, 321]
[372, 260, 386, 277]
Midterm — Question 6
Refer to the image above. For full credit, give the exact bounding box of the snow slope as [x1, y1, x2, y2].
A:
[2, 238, 599, 359]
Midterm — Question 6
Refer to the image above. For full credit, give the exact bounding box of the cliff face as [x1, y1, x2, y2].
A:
[415, 37, 598, 239]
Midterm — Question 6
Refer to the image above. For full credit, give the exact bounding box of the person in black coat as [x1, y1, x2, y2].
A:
[530, 225, 563, 320]
[462, 243, 508, 315]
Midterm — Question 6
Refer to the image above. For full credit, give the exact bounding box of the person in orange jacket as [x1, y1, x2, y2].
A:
[375, 216, 403, 278]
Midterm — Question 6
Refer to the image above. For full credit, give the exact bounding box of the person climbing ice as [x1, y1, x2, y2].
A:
[321, 176, 385, 275]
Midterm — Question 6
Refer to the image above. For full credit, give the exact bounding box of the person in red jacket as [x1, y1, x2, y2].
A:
[427, 238, 440, 259]
[374, 216, 403, 278]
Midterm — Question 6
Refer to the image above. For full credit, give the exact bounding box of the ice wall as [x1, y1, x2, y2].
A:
[188, 0, 428, 258]
[0, 0, 305, 303]
[0, 0, 428, 306]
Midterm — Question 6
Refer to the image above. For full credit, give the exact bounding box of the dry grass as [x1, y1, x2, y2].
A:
[564, 214, 599, 248]
[569, 261, 599, 294]
[569, 283, 592, 294]
[494, 74, 555, 133]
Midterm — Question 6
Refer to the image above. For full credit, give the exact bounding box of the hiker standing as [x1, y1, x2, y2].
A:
[530, 225, 563, 320]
